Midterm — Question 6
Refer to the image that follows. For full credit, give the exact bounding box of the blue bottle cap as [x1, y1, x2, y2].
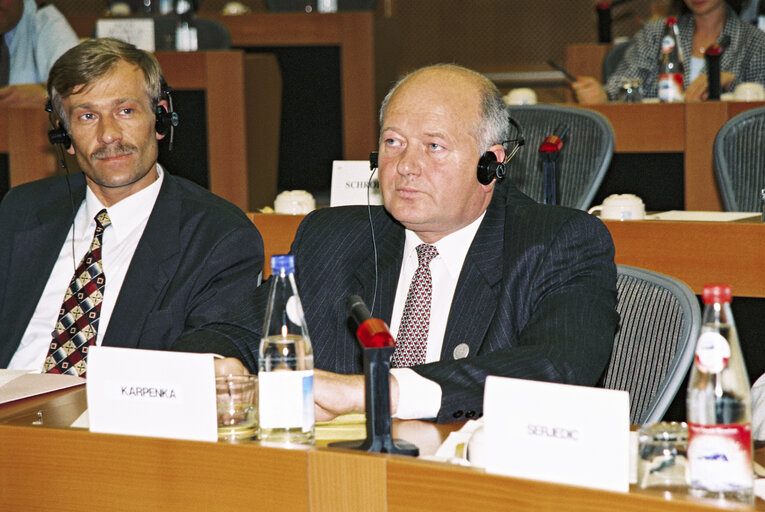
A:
[271, 254, 295, 273]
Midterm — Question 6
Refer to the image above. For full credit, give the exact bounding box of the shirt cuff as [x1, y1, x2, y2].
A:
[390, 367, 442, 420]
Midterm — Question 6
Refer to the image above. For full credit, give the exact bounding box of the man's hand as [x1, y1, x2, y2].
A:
[313, 369, 400, 421]
[214, 357, 250, 376]
[572, 77, 608, 104]
[0, 83, 49, 107]
[685, 72, 735, 101]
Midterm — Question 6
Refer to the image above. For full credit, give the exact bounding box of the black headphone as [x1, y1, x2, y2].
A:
[369, 114, 525, 185]
[46, 78, 180, 151]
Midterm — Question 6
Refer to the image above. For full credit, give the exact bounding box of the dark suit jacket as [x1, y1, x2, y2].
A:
[179, 182, 618, 423]
[0, 172, 263, 367]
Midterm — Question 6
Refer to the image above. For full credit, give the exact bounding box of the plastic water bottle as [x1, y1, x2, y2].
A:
[658, 17, 685, 102]
[258, 254, 315, 445]
[686, 284, 753, 504]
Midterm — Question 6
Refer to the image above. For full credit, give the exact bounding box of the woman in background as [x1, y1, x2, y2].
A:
[573, 0, 765, 103]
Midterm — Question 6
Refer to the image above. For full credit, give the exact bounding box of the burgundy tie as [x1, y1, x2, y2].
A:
[43, 209, 111, 378]
[391, 243, 438, 368]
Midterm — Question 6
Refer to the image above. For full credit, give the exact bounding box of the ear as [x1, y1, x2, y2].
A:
[66, 135, 76, 155]
[155, 99, 169, 141]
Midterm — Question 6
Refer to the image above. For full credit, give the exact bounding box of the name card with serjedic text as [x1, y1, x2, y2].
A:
[87, 346, 217, 442]
[95, 18, 155, 51]
[330, 160, 383, 207]
[483, 376, 630, 492]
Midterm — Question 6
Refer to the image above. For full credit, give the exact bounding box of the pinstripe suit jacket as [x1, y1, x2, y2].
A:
[182, 182, 618, 423]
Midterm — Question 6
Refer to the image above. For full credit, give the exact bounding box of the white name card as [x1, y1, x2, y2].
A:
[95, 18, 155, 51]
[483, 376, 630, 492]
[87, 346, 217, 442]
[330, 160, 383, 207]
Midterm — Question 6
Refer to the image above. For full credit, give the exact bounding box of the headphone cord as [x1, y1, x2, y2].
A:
[366, 168, 378, 317]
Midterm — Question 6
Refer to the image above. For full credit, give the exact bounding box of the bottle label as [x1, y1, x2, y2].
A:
[687, 423, 752, 492]
[661, 35, 676, 54]
[659, 73, 684, 102]
[694, 332, 731, 373]
[258, 370, 314, 432]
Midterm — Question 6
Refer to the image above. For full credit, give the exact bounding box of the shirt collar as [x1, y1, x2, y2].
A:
[403, 211, 487, 277]
[84, 165, 164, 243]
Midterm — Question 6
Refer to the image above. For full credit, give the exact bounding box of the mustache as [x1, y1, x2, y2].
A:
[90, 143, 138, 161]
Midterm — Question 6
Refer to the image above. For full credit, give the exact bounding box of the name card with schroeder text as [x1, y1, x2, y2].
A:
[330, 160, 383, 207]
[87, 346, 217, 442]
[483, 376, 630, 492]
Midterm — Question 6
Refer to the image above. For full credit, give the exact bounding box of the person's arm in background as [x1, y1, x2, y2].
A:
[0, 3, 78, 106]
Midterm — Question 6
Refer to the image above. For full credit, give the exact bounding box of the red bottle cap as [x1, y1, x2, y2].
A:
[702, 284, 732, 304]
[666, 16, 677, 25]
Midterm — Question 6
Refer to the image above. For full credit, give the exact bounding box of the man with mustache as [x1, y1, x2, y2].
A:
[0, 38, 264, 376]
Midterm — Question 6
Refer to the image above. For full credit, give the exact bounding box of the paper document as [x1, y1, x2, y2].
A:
[645, 211, 760, 222]
[0, 370, 85, 405]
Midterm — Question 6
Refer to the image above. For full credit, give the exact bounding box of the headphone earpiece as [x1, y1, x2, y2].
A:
[476, 151, 506, 185]
[155, 104, 180, 136]
[369, 151, 378, 171]
[45, 100, 72, 150]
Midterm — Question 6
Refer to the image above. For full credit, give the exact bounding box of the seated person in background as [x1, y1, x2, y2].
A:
[0, 0, 79, 106]
[179, 63, 619, 423]
[573, 0, 765, 103]
[0, 38, 263, 376]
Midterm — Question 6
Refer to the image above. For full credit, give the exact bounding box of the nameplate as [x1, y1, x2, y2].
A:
[483, 376, 630, 492]
[330, 160, 383, 207]
[95, 18, 155, 51]
[87, 346, 217, 442]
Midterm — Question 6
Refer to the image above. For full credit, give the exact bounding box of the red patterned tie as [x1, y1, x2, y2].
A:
[43, 209, 111, 378]
[392, 243, 438, 367]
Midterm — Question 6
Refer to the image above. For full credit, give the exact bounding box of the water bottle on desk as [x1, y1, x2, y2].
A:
[258, 254, 315, 445]
[686, 284, 753, 504]
[658, 17, 685, 102]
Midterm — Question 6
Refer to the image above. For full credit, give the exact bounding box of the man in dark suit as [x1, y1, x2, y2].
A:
[0, 38, 263, 374]
[193, 64, 618, 423]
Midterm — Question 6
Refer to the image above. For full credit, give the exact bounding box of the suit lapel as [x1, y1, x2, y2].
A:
[440, 191, 505, 362]
[102, 176, 180, 348]
[0, 182, 86, 365]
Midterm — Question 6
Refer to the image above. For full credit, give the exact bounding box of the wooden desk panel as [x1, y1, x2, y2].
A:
[583, 102, 685, 153]
[0, 106, 58, 188]
[605, 219, 765, 298]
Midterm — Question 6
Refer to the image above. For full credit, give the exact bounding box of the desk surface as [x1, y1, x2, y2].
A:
[2, 387, 764, 511]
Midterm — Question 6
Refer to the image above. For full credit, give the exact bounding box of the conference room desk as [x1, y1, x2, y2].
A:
[3, 386, 764, 511]
[604, 217, 765, 298]
[0, 105, 58, 187]
[577, 101, 765, 212]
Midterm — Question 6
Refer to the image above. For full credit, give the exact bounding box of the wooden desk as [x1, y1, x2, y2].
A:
[154, 51, 249, 211]
[2, 387, 764, 511]
[605, 218, 765, 298]
[0, 105, 58, 187]
[580, 101, 765, 211]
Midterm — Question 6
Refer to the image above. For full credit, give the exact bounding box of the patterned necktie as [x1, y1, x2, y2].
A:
[391, 243, 439, 368]
[0, 35, 9, 88]
[43, 209, 111, 378]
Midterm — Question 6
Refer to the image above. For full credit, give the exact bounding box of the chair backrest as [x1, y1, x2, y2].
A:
[600, 265, 700, 425]
[506, 104, 614, 210]
[713, 106, 765, 211]
[602, 40, 632, 84]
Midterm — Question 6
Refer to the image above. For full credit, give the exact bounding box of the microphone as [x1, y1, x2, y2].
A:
[347, 295, 395, 349]
[538, 124, 570, 154]
[705, 36, 729, 101]
[595, 0, 632, 43]
[538, 124, 570, 206]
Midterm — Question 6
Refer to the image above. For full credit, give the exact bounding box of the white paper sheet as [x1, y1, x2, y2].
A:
[0, 370, 85, 405]
[645, 211, 760, 222]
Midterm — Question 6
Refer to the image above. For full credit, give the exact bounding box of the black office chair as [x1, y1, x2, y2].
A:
[506, 104, 614, 210]
[713, 106, 765, 211]
[599, 265, 700, 425]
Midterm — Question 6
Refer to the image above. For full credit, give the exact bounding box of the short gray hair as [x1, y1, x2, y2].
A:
[379, 64, 509, 153]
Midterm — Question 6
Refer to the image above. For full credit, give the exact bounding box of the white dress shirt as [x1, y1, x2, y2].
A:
[7, 167, 164, 371]
[390, 212, 485, 419]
